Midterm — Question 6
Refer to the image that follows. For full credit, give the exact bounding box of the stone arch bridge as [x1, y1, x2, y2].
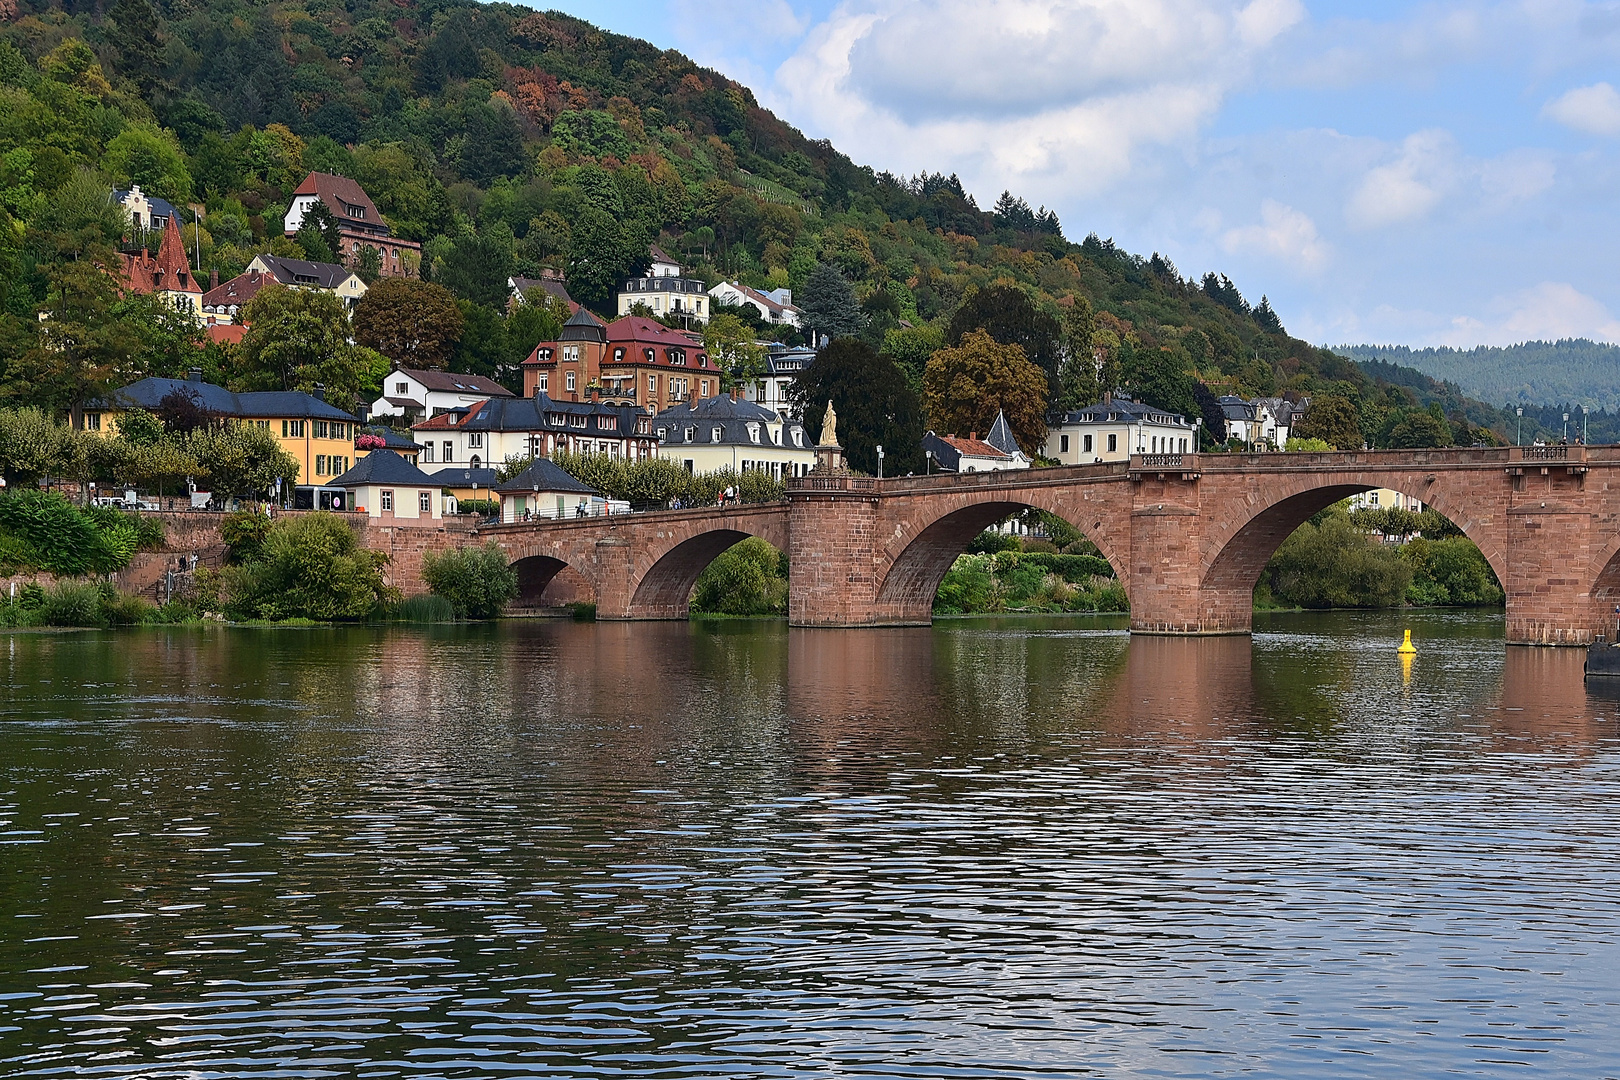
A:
[477, 446, 1620, 645]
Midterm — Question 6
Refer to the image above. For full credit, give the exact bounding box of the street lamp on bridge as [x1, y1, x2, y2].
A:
[1516, 407, 1523, 445]
[875, 445, 884, 480]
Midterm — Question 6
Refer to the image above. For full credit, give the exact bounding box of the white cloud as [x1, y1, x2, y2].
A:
[1542, 82, 1620, 136]
[768, 0, 1303, 202]
[1438, 283, 1620, 347]
[1219, 200, 1329, 272]
[1345, 130, 1455, 229]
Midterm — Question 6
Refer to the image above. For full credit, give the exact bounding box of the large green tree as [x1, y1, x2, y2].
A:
[233, 284, 379, 406]
[1293, 395, 1364, 450]
[797, 262, 866, 345]
[946, 284, 1063, 405]
[787, 338, 924, 475]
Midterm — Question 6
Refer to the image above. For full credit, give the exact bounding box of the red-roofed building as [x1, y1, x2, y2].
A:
[120, 213, 203, 322]
[520, 313, 719, 413]
[285, 171, 422, 279]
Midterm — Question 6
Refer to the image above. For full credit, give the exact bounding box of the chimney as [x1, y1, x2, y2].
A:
[969, 431, 977, 441]
[187, 367, 203, 383]
[1103, 390, 1112, 405]
[313, 383, 326, 402]
[209, 268, 219, 290]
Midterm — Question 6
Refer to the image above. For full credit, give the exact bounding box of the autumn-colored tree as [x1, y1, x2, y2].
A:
[352, 278, 465, 370]
[923, 329, 1048, 452]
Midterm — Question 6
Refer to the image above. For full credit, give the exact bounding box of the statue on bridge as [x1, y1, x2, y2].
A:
[813, 399, 846, 473]
[821, 400, 840, 449]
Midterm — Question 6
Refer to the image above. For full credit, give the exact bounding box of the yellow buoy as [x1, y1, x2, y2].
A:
[1398, 629, 1417, 654]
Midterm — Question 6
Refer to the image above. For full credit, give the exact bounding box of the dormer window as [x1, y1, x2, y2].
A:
[644, 348, 656, 364]
[684, 426, 695, 443]
[792, 429, 803, 447]
[613, 348, 625, 361]
[712, 426, 723, 443]
[747, 423, 760, 444]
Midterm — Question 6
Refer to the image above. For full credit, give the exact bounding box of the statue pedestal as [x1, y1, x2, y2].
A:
[813, 443, 845, 473]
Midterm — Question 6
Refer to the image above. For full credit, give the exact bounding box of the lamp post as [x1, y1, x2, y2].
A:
[1563, 412, 1570, 444]
[472, 481, 480, 523]
[1195, 416, 1202, 453]
[1583, 405, 1589, 444]
[875, 444, 884, 480]
[925, 448, 933, 475]
[1516, 407, 1523, 445]
[533, 481, 540, 521]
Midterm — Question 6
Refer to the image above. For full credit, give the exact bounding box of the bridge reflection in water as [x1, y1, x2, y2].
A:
[479, 447, 1620, 644]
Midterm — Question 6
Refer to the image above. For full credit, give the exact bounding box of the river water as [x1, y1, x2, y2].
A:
[1, 611, 1617, 1078]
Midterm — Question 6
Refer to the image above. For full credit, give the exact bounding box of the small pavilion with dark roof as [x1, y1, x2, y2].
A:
[329, 450, 445, 522]
[494, 458, 600, 522]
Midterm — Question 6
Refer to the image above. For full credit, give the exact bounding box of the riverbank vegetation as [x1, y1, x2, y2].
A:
[691, 537, 788, 616]
[422, 542, 519, 619]
[0, 489, 165, 576]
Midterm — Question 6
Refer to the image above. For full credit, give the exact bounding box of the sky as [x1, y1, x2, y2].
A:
[543, 1, 1620, 349]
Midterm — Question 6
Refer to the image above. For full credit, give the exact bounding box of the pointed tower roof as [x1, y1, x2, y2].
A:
[559, 307, 607, 343]
[985, 409, 1019, 455]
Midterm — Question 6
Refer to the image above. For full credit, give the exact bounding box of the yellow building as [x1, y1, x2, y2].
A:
[1350, 488, 1425, 513]
[95, 372, 363, 505]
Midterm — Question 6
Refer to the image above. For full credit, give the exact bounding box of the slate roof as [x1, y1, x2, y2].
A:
[113, 188, 181, 226]
[494, 458, 597, 496]
[713, 279, 799, 318]
[559, 307, 607, 343]
[429, 466, 500, 488]
[397, 368, 513, 397]
[412, 395, 649, 440]
[1054, 398, 1192, 427]
[510, 275, 577, 310]
[762, 344, 815, 376]
[652, 396, 807, 448]
[250, 253, 359, 289]
[984, 410, 1019, 455]
[329, 449, 438, 487]
[107, 377, 359, 421]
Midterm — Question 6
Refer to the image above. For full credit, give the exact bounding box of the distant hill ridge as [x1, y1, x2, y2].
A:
[1339, 340, 1620, 410]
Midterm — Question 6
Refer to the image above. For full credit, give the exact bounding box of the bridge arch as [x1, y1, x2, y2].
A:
[1196, 473, 1508, 632]
[624, 509, 791, 620]
[509, 553, 595, 608]
[872, 490, 1131, 624]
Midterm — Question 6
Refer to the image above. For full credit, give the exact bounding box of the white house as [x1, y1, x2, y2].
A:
[709, 280, 801, 328]
[412, 394, 659, 471]
[328, 450, 445, 523]
[741, 344, 814, 419]
[370, 367, 514, 425]
[921, 411, 1032, 473]
[653, 395, 815, 480]
[1045, 396, 1197, 464]
[616, 244, 709, 324]
[243, 253, 368, 309]
[1219, 396, 1301, 447]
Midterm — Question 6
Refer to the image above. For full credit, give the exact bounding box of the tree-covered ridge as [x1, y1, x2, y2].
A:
[0, 0, 1515, 456]
[1340, 341, 1620, 412]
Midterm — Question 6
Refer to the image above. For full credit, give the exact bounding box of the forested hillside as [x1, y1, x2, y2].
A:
[0, 0, 1516, 464]
[1341, 341, 1620, 412]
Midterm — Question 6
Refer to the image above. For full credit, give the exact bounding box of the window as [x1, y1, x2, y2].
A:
[470, 454, 481, 468]
[84, 413, 101, 431]
[396, 381, 409, 394]
[1107, 433, 1117, 453]
[419, 490, 431, 513]
[468, 433, 483, 449]
[538, 373, 548, 392]
[684, 426, 695, 443]
[1060, 434, 1070, 453]
[381, 489, 394, 511]
[442, 440, 453, 462]
[792, 429, 803, 447]
[570, 414, 586, 428]
[1084, 434, 1093, 453]
[700, 379, 710, 396]
[671, 378, 688, 398]
[747, 423, 760, 444]
[316, 455, 326, 477]
[614, 348, 625, 361]
[315, 420, 329, 439]
[334, 423, 347, 439]
[1181, 438, 1188, 453]
[563, 345, 578, 363]
[644, 348, 656, 364]
[337, 457, 347, 473]
[1369, 492, 1380, 506]
[647, 374, 657, 397]
[566, 371, 576, 392]
[422, 444, 434, 463]
[712, 426, 723, 442]
[670, 349, 686, 366]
